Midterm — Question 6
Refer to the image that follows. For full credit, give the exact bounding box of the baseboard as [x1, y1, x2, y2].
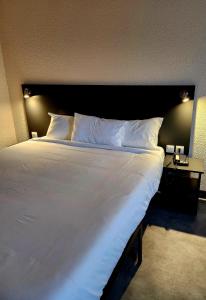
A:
[199, 190, 206, 200]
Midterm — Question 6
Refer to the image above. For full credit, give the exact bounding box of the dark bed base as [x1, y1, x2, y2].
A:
[101, 220, 144, 300]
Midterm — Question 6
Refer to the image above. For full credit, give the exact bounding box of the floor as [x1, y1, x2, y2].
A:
[145, 199, 206, 237]
[122, 200, 206, 300]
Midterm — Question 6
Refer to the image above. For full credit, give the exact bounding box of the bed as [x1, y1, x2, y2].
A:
[0, 138, 163, 300]
[0, 84, 195, 300]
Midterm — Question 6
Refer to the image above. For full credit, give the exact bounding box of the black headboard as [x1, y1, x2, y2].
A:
[22, 84, 195, 155]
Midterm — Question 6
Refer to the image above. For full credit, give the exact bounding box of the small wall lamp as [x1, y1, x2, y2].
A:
[23, 88, 31, 99]
[181, 91, 190, 103]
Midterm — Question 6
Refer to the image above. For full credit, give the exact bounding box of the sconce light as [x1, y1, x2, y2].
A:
[23, 88, 31, 99]
[181, 91, 190, 103]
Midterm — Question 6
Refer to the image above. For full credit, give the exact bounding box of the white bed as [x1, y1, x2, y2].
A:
[0, 139, 164, 300]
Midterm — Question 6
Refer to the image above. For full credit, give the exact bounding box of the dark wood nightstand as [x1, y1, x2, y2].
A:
[159, 155, 204, 215]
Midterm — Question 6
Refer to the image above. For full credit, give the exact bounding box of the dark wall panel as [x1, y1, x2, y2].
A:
[22, 84, 195, 154]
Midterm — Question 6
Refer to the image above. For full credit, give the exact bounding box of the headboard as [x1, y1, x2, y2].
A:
[22, 84, 195, 155]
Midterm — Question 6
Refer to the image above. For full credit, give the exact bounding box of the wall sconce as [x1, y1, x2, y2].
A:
[181, 91, 190, 103]
[23, 88, 31, 99]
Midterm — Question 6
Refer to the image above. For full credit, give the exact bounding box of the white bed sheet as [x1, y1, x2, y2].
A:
[0, 140, 164, 300]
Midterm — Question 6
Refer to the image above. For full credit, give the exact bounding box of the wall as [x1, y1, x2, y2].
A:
[193, 96, 206, 191]
[0, 0, 206, 189]
[0, 42, 16, 148]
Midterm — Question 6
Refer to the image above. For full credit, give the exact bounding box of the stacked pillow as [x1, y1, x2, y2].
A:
[123, 118, 163, 149]
[71, 113, 125, 147]
[46, 113, 74, 140]
[46, 112, 163, 150]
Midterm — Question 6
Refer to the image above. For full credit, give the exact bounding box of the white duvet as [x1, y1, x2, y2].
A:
[0, 140, 164, 300]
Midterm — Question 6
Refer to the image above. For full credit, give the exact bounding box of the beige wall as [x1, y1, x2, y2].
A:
[0, 42, 16, 148]
[0, 0, 206, 188]
[193, 96, 206, 191]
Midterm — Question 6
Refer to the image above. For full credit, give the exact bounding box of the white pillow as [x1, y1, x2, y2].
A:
[71, 113, 125, 147]
[46, 113, 74, 140]
[123, 117, 163, 149]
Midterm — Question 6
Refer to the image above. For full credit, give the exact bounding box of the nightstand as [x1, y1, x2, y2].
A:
[159, 155, 204, 215]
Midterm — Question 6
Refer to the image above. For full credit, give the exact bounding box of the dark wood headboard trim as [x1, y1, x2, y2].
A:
[22, 84, 195, 154]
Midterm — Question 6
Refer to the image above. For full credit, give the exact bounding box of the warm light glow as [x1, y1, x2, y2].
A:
[180, 90, 190, 103]
[24, 94, 30, 99]
[23, 88, 31, 99]
[182, 97, 190, 103]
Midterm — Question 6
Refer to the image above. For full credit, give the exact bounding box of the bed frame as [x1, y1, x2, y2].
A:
[101, 221, 143, 300]
[22, 84, 195, 299]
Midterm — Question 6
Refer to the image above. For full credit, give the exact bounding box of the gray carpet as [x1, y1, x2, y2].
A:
[122, 226, 206, 300]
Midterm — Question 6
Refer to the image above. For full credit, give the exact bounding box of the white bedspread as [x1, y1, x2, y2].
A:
[0, 140, 164, 300]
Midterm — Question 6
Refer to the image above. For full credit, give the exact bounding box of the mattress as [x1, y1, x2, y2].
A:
[0, 139, 164, 300]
